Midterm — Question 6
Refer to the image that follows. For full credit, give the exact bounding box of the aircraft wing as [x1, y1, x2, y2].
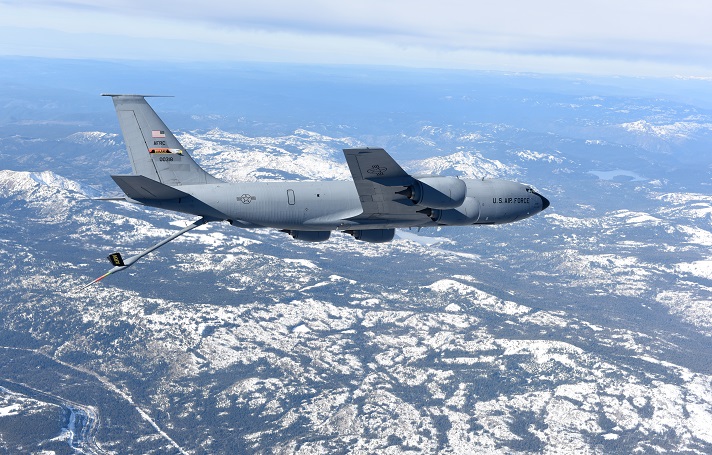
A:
[343, 148, 427, 221]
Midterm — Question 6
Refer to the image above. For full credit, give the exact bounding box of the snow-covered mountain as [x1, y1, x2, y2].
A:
[1, 59, 712, 454]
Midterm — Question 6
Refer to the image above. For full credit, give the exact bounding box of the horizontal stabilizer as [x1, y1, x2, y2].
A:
[93, 197, 129, 201]
[111, 175, 189, 200]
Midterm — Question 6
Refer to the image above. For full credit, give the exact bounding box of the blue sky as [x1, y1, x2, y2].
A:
[1, 0, 711, 77]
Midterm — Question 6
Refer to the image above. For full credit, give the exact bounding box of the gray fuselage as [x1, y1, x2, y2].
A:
[142, 177, 547, 231]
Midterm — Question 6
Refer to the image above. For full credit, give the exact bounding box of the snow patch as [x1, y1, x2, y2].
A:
[515, 149, 563, 164]
[676, 261, 712, 280]
[0, 404, 21, 416]
[427, 279, 474, 295]
[620, 120, 712, 139]
[284, 258, 319, 269]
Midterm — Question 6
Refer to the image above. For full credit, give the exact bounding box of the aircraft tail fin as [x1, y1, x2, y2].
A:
[103, 94, 221, 187]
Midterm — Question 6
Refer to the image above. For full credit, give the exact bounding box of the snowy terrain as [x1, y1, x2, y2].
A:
[1, 59, 712, 453]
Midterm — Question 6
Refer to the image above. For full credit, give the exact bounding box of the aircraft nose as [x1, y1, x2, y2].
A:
[529, 190, 549, 211]
[539, 194, 550, 211]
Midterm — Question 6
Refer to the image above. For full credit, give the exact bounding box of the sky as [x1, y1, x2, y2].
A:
[1, 0, 711, 77]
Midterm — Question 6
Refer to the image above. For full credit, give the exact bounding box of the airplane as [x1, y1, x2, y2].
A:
[82, 94, 550, 288]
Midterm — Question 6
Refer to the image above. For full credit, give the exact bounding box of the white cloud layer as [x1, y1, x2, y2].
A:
[1, 0, 711, 76]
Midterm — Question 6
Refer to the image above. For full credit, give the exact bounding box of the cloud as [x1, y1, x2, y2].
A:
[2, 0, 712, 76]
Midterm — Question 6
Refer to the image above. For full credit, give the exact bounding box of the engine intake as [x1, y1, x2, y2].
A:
[421, 197, 480, 225]
[397, 176, 467, 209]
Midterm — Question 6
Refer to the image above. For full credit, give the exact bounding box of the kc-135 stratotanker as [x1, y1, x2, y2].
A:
[82, 95, 549, 288]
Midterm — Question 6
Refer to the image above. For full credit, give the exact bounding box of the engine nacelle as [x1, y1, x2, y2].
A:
[346, 229, 395, 243]
[425, 197, 480, 225]
[398, 176, 467, 209]
[285, 230, 331, 242]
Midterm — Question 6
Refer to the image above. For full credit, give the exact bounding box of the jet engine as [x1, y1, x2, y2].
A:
[346, 228, 395, 243]
[284, 230, 331, 242]
[419, 197, 480, 225]
[397, 176, 467, 209]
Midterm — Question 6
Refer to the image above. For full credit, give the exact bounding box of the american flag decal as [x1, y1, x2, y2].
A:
[152, 130, 166, 138]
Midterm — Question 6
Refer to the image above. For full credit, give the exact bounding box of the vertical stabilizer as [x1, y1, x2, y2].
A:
[104, 94, 220, 186]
